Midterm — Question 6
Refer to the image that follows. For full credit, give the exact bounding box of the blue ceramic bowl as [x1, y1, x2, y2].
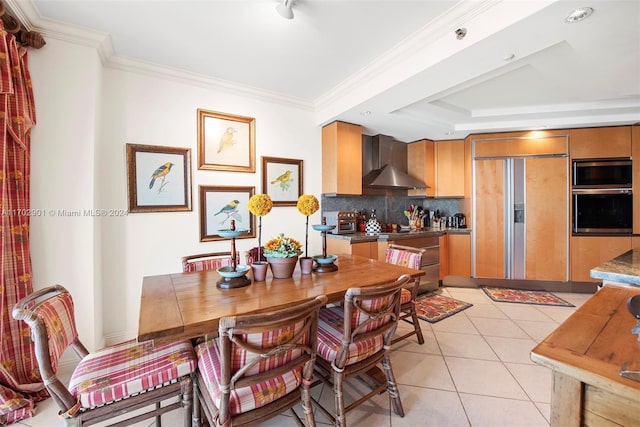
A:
[217, 265, 250, 278]
[312, 224, 336, 232]
[313, 254, 337, 265]
[217, 229, 249, 238]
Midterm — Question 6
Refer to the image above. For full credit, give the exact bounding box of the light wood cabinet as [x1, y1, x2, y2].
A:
[322, 121, 362, 195]
[570, 236, 632, 282]
[407, 139, 435, 197]
[473, 134, 569, 281]
[475, 159, 505, 279]
[435, 139, 465, 197]
[326, 238, 377, 260]
[439, 235, 449, 280]
[570, 126, 632, 159]
[447, 233, 471, 276]
[633, 126, 640, 234]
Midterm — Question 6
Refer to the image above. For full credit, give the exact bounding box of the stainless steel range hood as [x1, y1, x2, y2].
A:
[362, 135, 427, 190]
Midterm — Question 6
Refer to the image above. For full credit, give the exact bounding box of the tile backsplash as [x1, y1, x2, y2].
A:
[321, 194, 463, 226]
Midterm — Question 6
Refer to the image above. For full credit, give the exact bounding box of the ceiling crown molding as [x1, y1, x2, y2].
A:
[4, 0, 313, 110]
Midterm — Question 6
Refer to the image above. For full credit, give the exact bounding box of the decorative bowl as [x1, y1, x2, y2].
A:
[217, 265, 250, 278]
[313, 254, 337, 264]
[312, 224, 336, 232]
[217, 229, 249, 238]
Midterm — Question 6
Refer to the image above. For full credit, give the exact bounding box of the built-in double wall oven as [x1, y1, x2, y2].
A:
[572, 158, 633, 234]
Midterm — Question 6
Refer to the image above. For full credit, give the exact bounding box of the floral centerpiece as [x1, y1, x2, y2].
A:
[247, 194, 272, 263]
[264, 233, 303, 258]
[264, 233, 303, 279]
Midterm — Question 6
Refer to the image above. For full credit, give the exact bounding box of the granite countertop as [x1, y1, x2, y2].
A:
[326, 227, 471, 242]
[590, 247, 640, 286]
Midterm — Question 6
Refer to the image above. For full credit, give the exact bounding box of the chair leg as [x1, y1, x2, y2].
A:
[192, 374, 201, 427]
[410, 307, 425, 345]
[300, 382, 316, 427]
[156, 402, 162, 427]
[333, 370, 347, 427]
[180, 375, 194, 427]
[381, 355, 404, 417]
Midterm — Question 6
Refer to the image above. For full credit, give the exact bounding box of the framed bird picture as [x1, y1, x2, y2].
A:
[199, 185, 256, 241]
[126, 144, 192, 213]
[262, 156, 303, 206]
[197, 109, 256, 172]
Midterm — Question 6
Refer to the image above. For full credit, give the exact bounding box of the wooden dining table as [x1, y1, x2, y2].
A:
[137, 254, 425, 345]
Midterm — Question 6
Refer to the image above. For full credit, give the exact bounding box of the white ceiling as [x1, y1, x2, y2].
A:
[10, 0, 640, 142]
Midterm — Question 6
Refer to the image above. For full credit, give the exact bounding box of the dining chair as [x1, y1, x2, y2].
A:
[384, 244, 426, 345]
[313, 274, 411, 427]
[193, 294, 328, 427]
[182, 251, 233, 272]
[244, 246, 265, 265]
[12, 284, 197, 427]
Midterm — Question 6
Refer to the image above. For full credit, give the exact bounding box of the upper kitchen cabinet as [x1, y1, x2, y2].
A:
[407, 138, 467, 198]
[570, 126, 632, 159]
[407, 139, 435, 197]
[322, 121, 362, 195]
[435, 139, 465, 198]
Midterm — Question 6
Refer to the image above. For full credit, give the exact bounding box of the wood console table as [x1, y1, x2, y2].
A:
[531, 285, 640, 427]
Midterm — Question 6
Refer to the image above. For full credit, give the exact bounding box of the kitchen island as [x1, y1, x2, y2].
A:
[531, 284, 640, 426]
[590, 246, 640, 286]
[326, 228, 472, 291]
[529, 247, 640, 426]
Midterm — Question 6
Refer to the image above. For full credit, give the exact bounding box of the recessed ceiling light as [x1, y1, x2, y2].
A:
[360, 110, 371, 116]
[445, 131, 454, 135]
[565, 7, 594, 23]
[503, 53, 515, 61]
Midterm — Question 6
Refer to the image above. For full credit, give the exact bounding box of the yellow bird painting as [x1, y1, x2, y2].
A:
[149, 162, 174, 190]
[217, 127, 237, 153]
[271, 170, 293, 191]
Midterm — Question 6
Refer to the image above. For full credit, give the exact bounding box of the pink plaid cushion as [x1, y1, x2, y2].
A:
[400, 288, 412, 305]
[184, 257, 232, 272]
[69, 340, 196, 409]
[316, 306, 385, 366]
[385, 248, 422, 270]
[195, 338, 303, 415]
[38, 292, 79, 372]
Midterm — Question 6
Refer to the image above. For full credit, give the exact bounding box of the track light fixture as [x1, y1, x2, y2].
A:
[276, 0, 294, 20]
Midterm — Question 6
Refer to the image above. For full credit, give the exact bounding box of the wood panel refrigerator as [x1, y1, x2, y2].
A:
[473, 155, 569, 282]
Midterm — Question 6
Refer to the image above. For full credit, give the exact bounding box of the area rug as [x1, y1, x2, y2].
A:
[415, 293, 473, 323]
[480, 286, 575, 307]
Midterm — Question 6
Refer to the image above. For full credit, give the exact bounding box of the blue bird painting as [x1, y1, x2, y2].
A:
[214, 199, 242, 225]
[149, 162, 174, 192]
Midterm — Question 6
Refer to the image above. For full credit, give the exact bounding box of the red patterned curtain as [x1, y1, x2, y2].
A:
[0, 23, 44, 424]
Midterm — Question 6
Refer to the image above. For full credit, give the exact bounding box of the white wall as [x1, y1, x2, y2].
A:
[28, 38, 323, 349]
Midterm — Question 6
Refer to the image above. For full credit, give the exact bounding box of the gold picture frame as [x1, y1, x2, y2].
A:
[126, 144, 192, 213]
[262, 156, 303, 206]
[197, 109, 255, 172]
[199, 185, 256, 241]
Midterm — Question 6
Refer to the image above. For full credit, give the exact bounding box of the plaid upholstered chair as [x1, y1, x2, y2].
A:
[314, 274, 410, 427]
[12, 285, 197, 426]
[182, 251, 233, 272]
[384, 244, 426, 345]
[193, 295, 327, 427]
[244, 246, 265, 265]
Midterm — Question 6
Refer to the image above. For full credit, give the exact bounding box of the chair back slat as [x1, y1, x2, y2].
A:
[336, 274, 410, 366]
[13, 285, 78, 372]
[212, 295, 327, 424]
[182, 252, 232, 272]
[385, 244, 424, 270]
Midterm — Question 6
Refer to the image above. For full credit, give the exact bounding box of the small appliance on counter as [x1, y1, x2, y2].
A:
[453, 213, 466, 228]
[323, 211, 357, 234]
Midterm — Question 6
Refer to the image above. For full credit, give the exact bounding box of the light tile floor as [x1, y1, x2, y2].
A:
[17, 286, 592, 427]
